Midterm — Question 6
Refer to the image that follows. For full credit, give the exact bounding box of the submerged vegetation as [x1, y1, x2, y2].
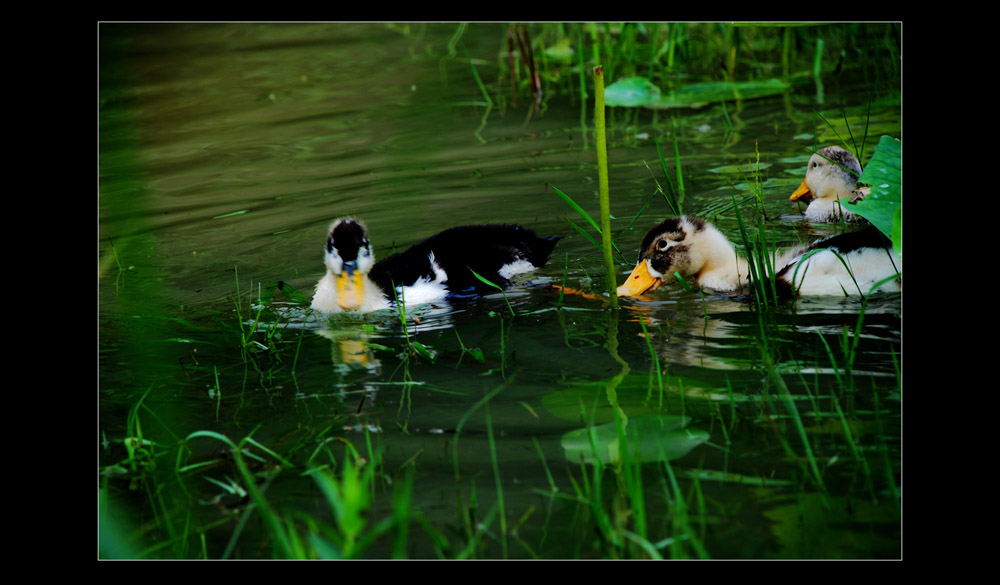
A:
[99, 22, 901, 559]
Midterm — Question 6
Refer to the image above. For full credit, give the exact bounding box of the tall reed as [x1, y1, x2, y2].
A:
[593, 65, 617, 309]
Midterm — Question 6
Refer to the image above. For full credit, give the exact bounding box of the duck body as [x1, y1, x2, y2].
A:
[778, 227, 900, 296]
[791, 146, 869, 223]
[616, 216, 900, 298]
[311, 218, 562, 313]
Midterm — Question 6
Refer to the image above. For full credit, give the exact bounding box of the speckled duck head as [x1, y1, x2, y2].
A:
[617, 216, 734, 296]
[790, 146, 862, 205]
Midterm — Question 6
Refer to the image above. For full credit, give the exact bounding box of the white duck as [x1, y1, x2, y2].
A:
[790, 146, 870, 223]
[312, 218, 562, 313]
[616, 216, 900, 297]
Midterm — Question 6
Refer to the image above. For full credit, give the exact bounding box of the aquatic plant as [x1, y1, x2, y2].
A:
[594, 65, 617, 308]
[852, 135, 902, 254]
[496, 23, 900, 113]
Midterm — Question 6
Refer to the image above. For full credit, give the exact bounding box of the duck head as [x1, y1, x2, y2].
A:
[322, 218, 375, 310]
[617, 216, 715, 297]
[790, 146, 862, 204]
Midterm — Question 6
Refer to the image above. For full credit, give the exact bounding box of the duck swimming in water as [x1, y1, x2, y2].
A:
[790, 146, 870, 223]
[616, 216, 900, 298]
[311, 218, 562, 313]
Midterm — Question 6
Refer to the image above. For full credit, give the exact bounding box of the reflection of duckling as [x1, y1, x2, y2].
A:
[311, 218, 562, 313]
[617, 216, 900, 297]
[790, 146, 869, 223]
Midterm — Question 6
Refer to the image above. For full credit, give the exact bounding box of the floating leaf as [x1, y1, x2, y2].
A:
[605, 77, 789, 109]
[561, 414, 709, 465]
[544, 38, 575, 62]
[604, 77, 662, 107]
[651, 79, 790, 109]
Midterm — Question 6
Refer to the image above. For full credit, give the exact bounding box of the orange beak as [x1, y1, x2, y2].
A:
[336, 271, 365, 310]
[617, 260, 663, 297]
[789, 178, 812, 202]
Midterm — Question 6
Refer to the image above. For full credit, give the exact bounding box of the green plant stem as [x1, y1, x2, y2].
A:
[576, 25, 589, 147]
[594, 65, 617, 309]
[671, 129, 685, 202]
[452, 377, 514, 540]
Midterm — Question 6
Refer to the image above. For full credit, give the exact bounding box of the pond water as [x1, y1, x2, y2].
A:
[99, 23, 901, 559]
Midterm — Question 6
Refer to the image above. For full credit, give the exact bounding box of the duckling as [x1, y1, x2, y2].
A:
[311, 218, 562, 313]
[790, 146, 870, 223]
[616, 216, 900, 298]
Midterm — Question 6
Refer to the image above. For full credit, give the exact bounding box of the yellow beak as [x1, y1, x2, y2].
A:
[336, 271, 365, 310]
[338, 338, 369, 367]
[789, 178, 812, 201]
[617, 260, 662, 297]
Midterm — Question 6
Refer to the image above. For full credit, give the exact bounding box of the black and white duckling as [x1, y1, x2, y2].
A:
[616, 216, 900, 298]
[311, 218, 562, 313]
[790, 146, 869, 223]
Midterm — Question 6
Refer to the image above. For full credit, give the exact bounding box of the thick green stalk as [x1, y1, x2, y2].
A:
[594, 65, 617, 309]
[781, 26, 791, 80]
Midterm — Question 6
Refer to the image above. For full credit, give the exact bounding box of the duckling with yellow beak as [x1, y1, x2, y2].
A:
[313, 219, 383, 312]
[312, 218, 562, 313]
[617, 216, 900, 297]
[790, 146, 870, 223]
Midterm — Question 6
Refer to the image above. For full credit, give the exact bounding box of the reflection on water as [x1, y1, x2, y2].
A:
[100, 23, 901, 559]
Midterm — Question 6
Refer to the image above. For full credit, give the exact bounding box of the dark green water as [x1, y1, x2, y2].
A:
[99, 23, 901, 559]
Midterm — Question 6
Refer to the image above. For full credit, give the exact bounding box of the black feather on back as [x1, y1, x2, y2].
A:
[773, 226, 893, 296]
[368, 225, 562, 297]
[807, 226, 891, 254]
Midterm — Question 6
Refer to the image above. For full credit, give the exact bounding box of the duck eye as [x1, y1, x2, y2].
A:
[812, 161, 819, 168]
[656, 240, 669, 250]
